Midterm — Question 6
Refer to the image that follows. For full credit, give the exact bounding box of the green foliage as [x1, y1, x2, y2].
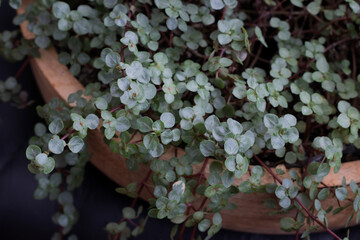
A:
[1, 0, 359, 239]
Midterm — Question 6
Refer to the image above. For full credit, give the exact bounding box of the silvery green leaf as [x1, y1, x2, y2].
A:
[212, 212, 222, 225]
[218, 34, 232, 45]
[301, 106, 313, 115]
[307, 1, 321, 15]
[224, 138, 239, 155]
[77, 5, 96, 18]
[122, 207, 136, 220]
[186, 80, 198, 92]
[289, 187, 299, 201]
[104, 128, 115, 140]
[282, 178, 293, 188]
[264, 114, 279, 129]
[160, 112, 175, 128]
[154, 52, 168, 65]
[335, 187, 348, 201]
[256, 98, 266, 112]
[116, 116, 131, 132]
[337, 100, 351, 113]
[282, 114, 297, 128]
[73, 18, 90, 35]
[105, 52, 121, 68]
[198, 219, 211, 232]
[212, 126, 226, 142]
[161, 130, 173, 144]
[85, 114, 99, 130]
[104, 0, 118, 8]
[68, 136, 84, 153]
[4, 77, 17, 89]
[318, 188, 330, 200]
[227, 118, 243, 135]
[52, 2, 70, 19]
[77, 53, 90, 65]
[26, 145, 42, 160]
[195, 72, 208, 85]
[255, 26, 268, 47]
[219, 58, 233, 67]
[347, 107, 359, 119]
[154, 185, 167, 198]
[285, 151, 297, 164]
[317, 163, 330, 177]
[58, 52, 71, 64]
[321, 80, 335, 92]
[49, 119, 64, 135]
[49, 136, 66, 154]
[337, 113, 351, 128]
[125, 31, 139, 44]
[210, 0, 225, 10]
[126, 61, 143, 79]
[154, 0, 169, 9]
[95, 97, 108, 110]
[149, 143, 164, 157]
[348, 0, 360, 13]
[43, 157, 55, 174]
[35, 36, 51, 49]
[279, 197, 291, 208]
[35, 153, 48, 166]
[282, 127, 299, 143]
[144, 84, 157, 99]
[232, 85, 247, 99]
[275, 147, 286, 158]
[172, 129, 181, 141]
[271, 135, 285, 149]
[275, 185, 286, 199]
[117, 78, 130, 91]
[70, 63, 81, 75]
[270, 17, 280, 27]
[239, 131, 255, 152]
[152, 120, 165, 132]
[300, 91, 311, 104]
[225, 156, 236, 172]
[9, 0, 21, 9]
[58, 214, 69, 227]
[166, 18, 178, 30]
[137, 116, 153, 133]
[221, 170, 234, 188]
[200, 140, 215, 157]
[204, 115, 220, 132]
[290, 0, 303, 7]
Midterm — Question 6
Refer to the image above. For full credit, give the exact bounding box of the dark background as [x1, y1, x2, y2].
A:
[0, 3, 358, 240]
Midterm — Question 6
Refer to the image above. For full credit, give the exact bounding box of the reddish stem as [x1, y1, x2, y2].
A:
[15, 57, 30, 79]
[193, 158, 209, 195]
[61, 129, 75, 141]
[109, 104, 124, 113]
[169, 31, 174, 48]
[177, 207, 191, 240]
[113, 169, 152, 240]
[190, 225, 197, 240]
[130, 169, 152, 208]
[253, 155, 342, 240]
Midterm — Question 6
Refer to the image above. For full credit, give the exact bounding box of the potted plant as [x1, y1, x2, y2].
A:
[1, 0, 360, 239]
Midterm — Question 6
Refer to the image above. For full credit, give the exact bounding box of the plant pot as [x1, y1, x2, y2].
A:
[18, 0, 360, 234]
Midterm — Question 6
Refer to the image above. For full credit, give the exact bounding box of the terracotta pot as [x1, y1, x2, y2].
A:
[18, 0, 360, 234]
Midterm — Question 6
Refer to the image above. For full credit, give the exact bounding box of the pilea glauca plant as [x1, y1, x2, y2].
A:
[1, 0, 360, 239]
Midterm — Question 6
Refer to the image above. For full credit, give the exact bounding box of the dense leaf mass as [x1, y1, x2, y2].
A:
[2, 0, 360, 239]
